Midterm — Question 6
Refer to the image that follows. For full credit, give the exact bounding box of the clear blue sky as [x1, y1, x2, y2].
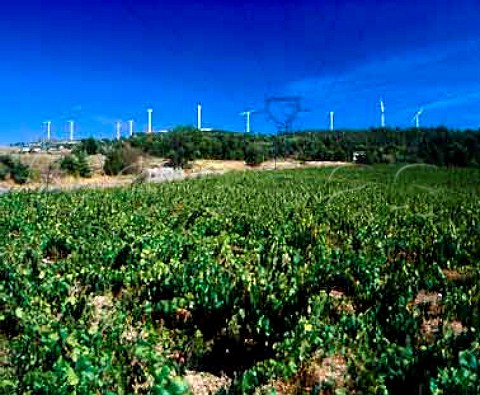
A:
[1, 0, 479, 143]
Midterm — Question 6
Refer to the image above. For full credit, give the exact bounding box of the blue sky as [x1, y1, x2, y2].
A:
[0, 0, 479, 143]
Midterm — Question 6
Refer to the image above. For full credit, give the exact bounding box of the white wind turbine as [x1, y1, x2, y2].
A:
[197, 103, 202, 130]
[68, 120, 75, 141]
[128, 120, 134, 137]
[380, 99, 385, 128]
[44, 121, 52, 141]
[147, 108, 153, 134]
[240, 109, 255, 133]
[116, 121, 122, 140]
[412, 108, 424, 129]
[329, 111, 334, 131]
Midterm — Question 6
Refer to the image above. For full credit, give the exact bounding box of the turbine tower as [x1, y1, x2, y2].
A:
[147, 108, 153, 134]
[240, 110, 255, 134]
[380, 99, 385, 128]
[197, 103, 202, 130]
[329, 111, 334, 131]
[413, 108, 424, 129]
[128, 120, 134, 137]
[68, 120, 74, 141]
[116, 121, 122, 140]
[44, 121, 52, 141]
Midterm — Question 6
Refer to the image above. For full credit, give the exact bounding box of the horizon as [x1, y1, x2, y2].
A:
[1, 0, 479, 144]
[9, 125, 480, 147]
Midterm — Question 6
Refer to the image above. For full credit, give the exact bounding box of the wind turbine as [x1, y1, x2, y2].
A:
[197, 103, 202, 130]
[240, 109, 255, 134]
[412, 108, 424, 129]
[380, 99, 385, 128]
[68, 120, 74, 141]
[44, 121, 52, 141]
[147, 108, 153, 133]
[128, 120, 134, 137]
[329, 111, 334, 131]
[116, 121, 122, 140]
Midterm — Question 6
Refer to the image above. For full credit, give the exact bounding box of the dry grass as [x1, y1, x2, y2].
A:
[89, 294, 114, 333]
[189, 159, 350, 174]
[189, 159, 245, 173]
[0, 146, 18, 154]
[0, 156, 351, 192]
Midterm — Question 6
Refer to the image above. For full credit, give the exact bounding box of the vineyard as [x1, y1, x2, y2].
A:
[1, 165, 480, 394]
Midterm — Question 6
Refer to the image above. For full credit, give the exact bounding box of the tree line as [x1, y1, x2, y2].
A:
[125, 126, 480, 168]
[42, 126, 480, 175]
[3, 126, 479, 183]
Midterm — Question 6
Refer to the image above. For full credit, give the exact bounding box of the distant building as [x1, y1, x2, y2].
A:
[17, 139, 80, 153]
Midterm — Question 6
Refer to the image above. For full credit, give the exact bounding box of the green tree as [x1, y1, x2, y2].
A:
[104, 143, 142, 175]
[76, 137, 101, 155]
[59, 152, 92, 178]
[76, 151, 92, 177]
[244, 143, 264, 166]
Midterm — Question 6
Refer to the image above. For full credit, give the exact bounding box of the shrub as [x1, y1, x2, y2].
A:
[166, 148, 191, 169]
[0, 155, 15, 168]
[0, 164, 7, 180]
[76, 137, 101, 155]
[59, 155, 78, 174]
[0, 155, 30, 184]
[76, 152, 92, 177]
[244, 144, 264, 166]
[10, 162, 30, 184]
[104, 144, 142, 175]
[164, 138, 195, 169]
[59, 152, 92, 178]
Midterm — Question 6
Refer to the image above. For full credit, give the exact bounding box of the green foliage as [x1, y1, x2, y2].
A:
[1, 166, 479, 393]
[0, 155, 15, 169]
[59, 155, 77, 174]
[59, 151, 92, 178]
[0, 164, 7, 180]
[125, 127, 480, 168]
[430, 344, 480, 394]
[165, 147, 192, 169]
[244, 143, 265, 166]
[0, 155, 30, 184]
[103, 143, 142, 175]
[76, 137, 101, 156]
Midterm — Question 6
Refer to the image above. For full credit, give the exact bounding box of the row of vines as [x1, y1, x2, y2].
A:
[1, 165, 480, 394]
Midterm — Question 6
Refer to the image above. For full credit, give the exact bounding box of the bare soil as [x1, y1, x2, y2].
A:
[184, 370, 231, 395]
[188, 159, 350, 174]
